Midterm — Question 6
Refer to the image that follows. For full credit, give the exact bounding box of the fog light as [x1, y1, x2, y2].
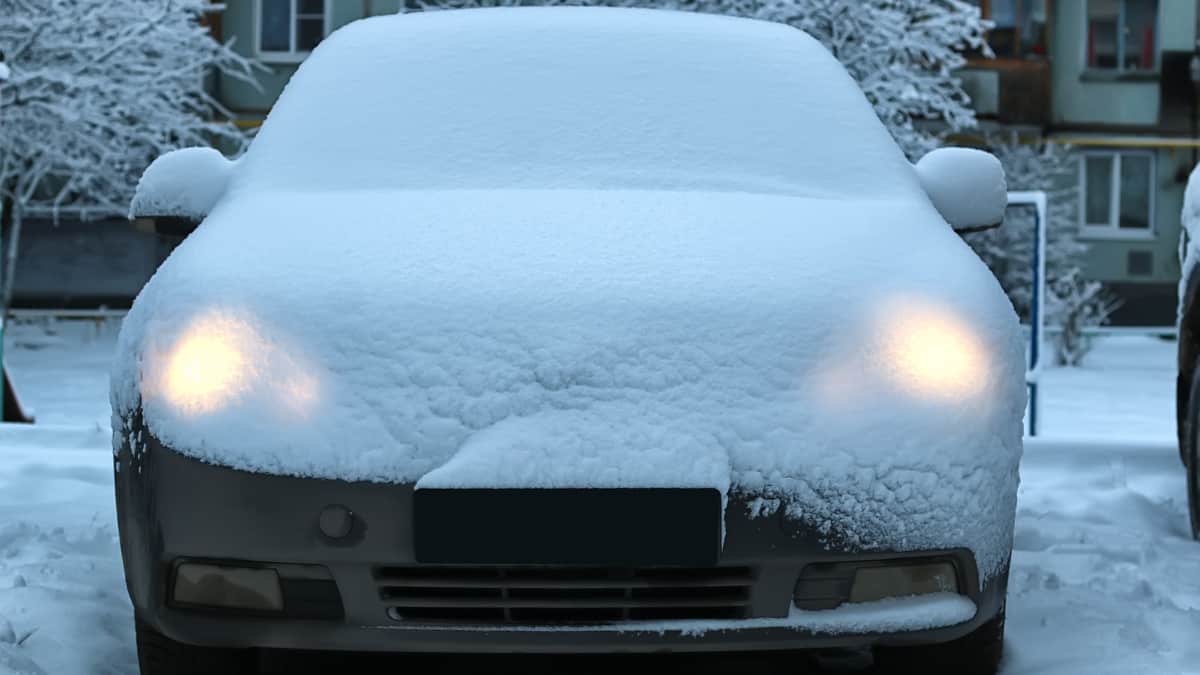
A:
[173, 563, 284, 612]
[848, 562, 958, 603]
[318, 504, 355, 539]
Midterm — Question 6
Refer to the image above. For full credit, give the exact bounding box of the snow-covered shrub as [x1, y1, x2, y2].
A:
[962, 135, 1117, 365]
[0, 0, 260, 220]
[1049, 269, 1120, 366]
[415, 0, 991, 158]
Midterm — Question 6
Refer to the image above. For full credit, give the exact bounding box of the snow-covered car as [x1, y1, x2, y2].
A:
[113, 7, 1023, 674]
[1178, 169, 1200, 537]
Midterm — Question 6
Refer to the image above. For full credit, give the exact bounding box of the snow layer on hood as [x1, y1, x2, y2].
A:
[234, 8, 916, 198]
[113, 188, 1025, 581]
[416, 404, 732, 491]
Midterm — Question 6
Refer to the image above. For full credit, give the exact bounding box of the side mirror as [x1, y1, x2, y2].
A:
[914, 148, 1007, 233]
[129, 147, 234, 235]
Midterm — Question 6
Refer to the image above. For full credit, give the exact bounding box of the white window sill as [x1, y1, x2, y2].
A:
[257, 51, 312, 65]
[1079, 69, 1160, 83]
[1078, 227, 1156, 242]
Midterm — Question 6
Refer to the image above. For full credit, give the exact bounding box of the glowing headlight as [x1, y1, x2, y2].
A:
[879, 300, 988, 399]
[157, 313, 256, 415]
[147, 310, 318, 418]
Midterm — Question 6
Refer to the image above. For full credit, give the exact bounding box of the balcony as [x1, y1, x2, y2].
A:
[959, 59, 1052, 127]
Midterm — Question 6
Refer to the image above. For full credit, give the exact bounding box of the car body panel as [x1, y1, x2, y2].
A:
[115, 424, 1005, 652]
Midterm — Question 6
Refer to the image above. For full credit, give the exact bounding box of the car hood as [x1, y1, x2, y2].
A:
[114, 188, 1024, 580]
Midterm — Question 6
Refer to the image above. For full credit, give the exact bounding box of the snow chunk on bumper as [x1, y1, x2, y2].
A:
[417, 404, 731, 491]
[782, 593, 977, 636]
[431, 593, 977, 636]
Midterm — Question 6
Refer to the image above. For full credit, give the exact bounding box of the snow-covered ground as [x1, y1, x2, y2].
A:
[0, 320, 131, 675]
[0, 320, 1194, 674]
[1036, 335, 1177, 440]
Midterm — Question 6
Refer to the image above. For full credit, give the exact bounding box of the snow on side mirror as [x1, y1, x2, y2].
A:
[915, 148, 1007, 233]
[129, 147, 234, 235]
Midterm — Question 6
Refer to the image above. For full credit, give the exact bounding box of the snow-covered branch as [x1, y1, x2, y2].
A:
[0, 0, 262, 220]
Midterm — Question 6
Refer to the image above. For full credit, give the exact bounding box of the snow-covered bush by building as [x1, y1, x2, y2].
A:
[0, 0, 259, 222]
[1049, 268, 1119, 366]
[418, 0, 991, 158]
[963, 136, 1116, 366]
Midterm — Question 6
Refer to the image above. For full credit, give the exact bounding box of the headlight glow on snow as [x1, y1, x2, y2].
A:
[880, 300, 988, 400]
[161, 313, 255, 415]
[150, 310, 320, 418]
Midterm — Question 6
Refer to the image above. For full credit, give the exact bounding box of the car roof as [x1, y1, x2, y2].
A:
[236, 7, 919, 199]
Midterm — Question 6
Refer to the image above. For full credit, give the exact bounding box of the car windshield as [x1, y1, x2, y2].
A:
[237, 9, 918, 199]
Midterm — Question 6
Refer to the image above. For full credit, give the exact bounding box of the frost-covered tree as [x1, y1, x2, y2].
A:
[963, 135, 1117, 366]
[418, 0, 991, 158]
[0, 0, 259, 303]
[757, 0, 991, 157]
[0, 0, 259, 217]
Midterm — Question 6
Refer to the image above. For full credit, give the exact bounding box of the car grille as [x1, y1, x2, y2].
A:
[373, 565, 757, 624]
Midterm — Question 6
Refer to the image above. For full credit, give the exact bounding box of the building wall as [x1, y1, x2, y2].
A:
[1044, 0, 1197, 325]
[11, 219, 174, 308]
[1077, 145, 1185, 325]
[1074, 147, 1187, 285]
[1159, 0, 1197, 50]
[1050, 0, 1168, 126]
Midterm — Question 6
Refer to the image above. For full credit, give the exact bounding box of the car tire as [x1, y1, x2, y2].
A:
[872, 609, 1004, 675]
[1184, 364, 1200, 467]
[135, 619, 257, 675]
[1187, 366, 1200, 539]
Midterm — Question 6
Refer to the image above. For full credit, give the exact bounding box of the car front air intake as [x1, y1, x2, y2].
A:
[373, 565, 757, 625]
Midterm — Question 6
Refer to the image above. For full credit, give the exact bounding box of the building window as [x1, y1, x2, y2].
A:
[966, 0, 1049, 58]
[1086, 0, 1158, 71]
[1080, 150, 1155, 237]
[258, 0, 326, 60]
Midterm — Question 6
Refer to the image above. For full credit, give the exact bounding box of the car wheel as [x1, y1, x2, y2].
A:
[1188, 367, 1200, 539]
[872, 609, 1004, 675]
[1184, 364, 1200, 467]
[135, 619, 257, 675]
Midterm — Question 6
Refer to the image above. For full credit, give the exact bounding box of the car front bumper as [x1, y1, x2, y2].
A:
[115, 417, 1008, 654]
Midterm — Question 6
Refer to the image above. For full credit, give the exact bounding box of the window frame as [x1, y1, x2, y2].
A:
[1083, 0, 1160, 74]
[254, 0, 330, 63]
[1078, 149, 1157, 240]
[968, 0, 1052, 61]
